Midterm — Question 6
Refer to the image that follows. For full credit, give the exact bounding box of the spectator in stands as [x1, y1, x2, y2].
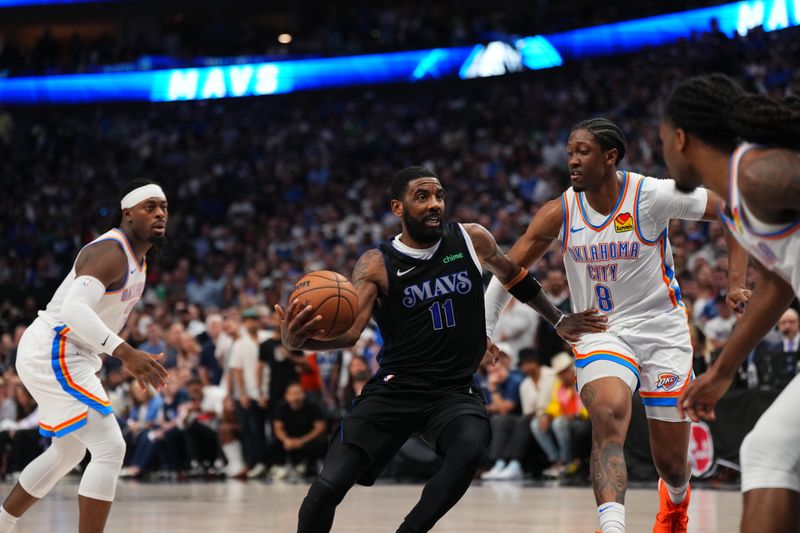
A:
[260, 334, 302, 417]
[198, 313, 224, 385]
[704, 295, 737, 352]
[777, 309, 800, 353]
[0, 384, 43, 479]
[228, 308, 267, 478]
[163, 322, 185, 369]
[121, 381, 165, 478]
[270, 382, 327, 480]
[482, 346, 524, 417]
[139, 322, 166, 357]
[482, 348, 554, 480]
[531, 353, 590, 478]
[537, 271, 571, 360]
[177, 378, 225, 476]
[493, 299, 540, 367]
[341, 355, 371, 409]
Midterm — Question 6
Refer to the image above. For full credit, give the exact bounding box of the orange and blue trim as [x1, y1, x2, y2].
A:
[633, 176, 661, 246]
[634, 176, 682, 308]
[658, 235, 681, 307]
[51, 325, 113, 422]
[561, 192, 570, 255]
[111, 228, 145, 270]
[732, 206, 800, 240]
[39, 411, 88, 438]
[574, 349, 640, 390]
[639, 367, 695, 407]
[577, 171, 629, 231]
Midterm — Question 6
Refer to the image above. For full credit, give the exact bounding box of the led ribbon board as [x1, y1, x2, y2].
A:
[0, 0, 118, 6]
[0, 0, 797, 104]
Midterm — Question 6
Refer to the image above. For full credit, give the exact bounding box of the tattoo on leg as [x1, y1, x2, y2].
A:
[581, 383, 597, 409]
[590, 437, 627, 505]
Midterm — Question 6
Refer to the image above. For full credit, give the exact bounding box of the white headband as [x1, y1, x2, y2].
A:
[120, 184, 167, 210]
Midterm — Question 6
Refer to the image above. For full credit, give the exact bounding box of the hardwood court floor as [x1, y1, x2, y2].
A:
[0, 480, 741, 532]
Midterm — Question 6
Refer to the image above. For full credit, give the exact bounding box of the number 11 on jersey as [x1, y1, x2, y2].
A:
[429, 299, 456, 330]
[594, 284, 615, 313]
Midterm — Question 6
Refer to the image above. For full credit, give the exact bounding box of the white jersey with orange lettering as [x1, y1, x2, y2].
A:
[720, 143, 800, 297]
[16, 228, 146, 438]
[559, 170, 707, 421]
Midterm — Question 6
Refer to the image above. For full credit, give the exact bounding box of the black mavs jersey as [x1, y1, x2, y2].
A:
[374, 222, 486, 382]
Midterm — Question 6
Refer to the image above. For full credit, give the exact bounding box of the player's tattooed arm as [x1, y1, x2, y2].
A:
[466, 223, 607, 340]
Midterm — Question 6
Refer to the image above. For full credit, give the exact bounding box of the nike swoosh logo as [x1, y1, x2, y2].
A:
[100, 334, 110, 346]
[598, 505, 613, 513]
[397, 267, 416, 277]
[570, 226, 584, 233]
[130, 269, 136, 274]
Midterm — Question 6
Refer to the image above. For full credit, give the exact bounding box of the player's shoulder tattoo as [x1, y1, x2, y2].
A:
[352, 248, 382, 288]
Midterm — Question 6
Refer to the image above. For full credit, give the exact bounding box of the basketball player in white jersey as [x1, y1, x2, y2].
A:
[661, 74, 800, 533]
[0, 180, 169, 533]
[484, 118, 749, 533]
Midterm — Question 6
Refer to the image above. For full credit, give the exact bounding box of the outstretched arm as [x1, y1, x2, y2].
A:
[276, 249, 384, 351]
[466, 219, 606, 344]
[679, 262, 794, 421]
[483, 199, 564, 338]
[701, 190, 751, 313]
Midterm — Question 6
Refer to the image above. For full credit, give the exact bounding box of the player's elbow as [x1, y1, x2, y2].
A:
[60, 300, 85, 333]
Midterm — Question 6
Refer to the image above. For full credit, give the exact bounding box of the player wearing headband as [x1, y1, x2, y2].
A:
[0, 179, 169, 533]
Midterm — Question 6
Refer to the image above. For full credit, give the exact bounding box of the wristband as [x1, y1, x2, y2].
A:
[504, 268, 542, 303]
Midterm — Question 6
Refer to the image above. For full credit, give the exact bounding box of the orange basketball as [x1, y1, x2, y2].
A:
[288, 270, 359, 340]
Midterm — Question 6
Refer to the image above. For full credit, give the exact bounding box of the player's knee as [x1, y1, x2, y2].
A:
[306, 474, 348, 507]
[740, 425, 780, 471]
[447, 430, 488, 470]
[587, 402, 627, 440]
[87, 428, 126, 467]
[51, 437, 88, 467]
[658, 456, 690, 487]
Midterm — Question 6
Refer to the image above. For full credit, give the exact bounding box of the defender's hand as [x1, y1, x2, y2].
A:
[678, 368, 733, 422]
[556, 309, 608, 343]
[727, 287, 752, 315]
[115, 347, 167, 390]
[481, 338, 500, 367]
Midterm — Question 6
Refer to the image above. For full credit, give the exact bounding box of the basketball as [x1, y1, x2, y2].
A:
[288, 270, 359, 340]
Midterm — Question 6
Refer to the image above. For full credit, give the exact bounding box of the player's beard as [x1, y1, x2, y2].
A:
[148, 234, 166, 247]
[403, 211, 444, 246]
[675, 180, 698, 193]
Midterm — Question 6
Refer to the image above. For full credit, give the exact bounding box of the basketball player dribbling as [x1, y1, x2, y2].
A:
[483, 118, 749, 533]
[0, 180, 169, 533]
[276, 166, 606, 533]
[662, 74, 800, 533]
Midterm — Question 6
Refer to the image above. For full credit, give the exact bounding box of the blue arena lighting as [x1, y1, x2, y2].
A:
[0, 0, 797, 104]
[0, 0, 118, 7]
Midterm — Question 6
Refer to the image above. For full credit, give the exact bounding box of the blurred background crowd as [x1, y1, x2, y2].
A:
[0, 0, 798, 483]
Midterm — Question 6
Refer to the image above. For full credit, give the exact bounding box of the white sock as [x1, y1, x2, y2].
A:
[665, 479, 689, 504]
[598, 502, 625, 533]
[505, 460, 521, 470]
[0, 506, 19, 532]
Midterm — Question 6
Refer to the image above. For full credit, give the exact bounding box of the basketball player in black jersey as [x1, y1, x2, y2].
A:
[275, 166, 607, 533]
